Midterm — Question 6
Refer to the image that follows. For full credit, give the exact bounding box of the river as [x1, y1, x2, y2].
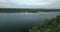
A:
[0, 12, 60, 32]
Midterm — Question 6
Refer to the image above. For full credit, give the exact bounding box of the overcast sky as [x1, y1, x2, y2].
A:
[0, 0, 60, 9]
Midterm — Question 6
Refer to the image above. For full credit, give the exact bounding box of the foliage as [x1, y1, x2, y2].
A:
[0, 8, 60, 13]
[29, 15, 60, 32]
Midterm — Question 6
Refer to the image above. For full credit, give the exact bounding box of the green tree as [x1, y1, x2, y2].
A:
[29, 15, 60, 32]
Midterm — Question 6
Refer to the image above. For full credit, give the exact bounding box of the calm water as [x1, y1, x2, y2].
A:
[0, 12, 60, 32]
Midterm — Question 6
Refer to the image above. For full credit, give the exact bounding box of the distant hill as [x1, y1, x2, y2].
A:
[0, 8, 60, 13]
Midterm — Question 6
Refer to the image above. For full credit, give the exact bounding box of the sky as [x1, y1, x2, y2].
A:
[0, 0, 60, 9]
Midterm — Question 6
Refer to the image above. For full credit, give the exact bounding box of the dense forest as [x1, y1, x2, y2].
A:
[0, 8, 60, 13]
[29, 15, 60, 32]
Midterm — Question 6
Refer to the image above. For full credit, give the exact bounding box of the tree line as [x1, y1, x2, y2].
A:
[0, 8, 60, 13]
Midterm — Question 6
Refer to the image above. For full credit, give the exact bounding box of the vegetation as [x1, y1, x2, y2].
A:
[0, 8, 60, 13]
[29, 15, 60, 32]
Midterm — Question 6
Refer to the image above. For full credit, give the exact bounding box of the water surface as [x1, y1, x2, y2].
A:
[0, 12, 60, 32]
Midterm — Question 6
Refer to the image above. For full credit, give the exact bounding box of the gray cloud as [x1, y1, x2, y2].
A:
[0, 0, 60, 9]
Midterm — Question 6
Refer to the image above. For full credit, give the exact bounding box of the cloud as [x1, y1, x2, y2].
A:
[0, 0, 7, 3]
[0, 0, 60, 9]
[10, 0, 51, 6]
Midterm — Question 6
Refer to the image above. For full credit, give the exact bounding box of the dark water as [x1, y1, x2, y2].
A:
[0, 12, 60, 32]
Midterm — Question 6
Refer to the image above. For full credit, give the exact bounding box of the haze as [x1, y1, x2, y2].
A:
[0, 0, 60, 9]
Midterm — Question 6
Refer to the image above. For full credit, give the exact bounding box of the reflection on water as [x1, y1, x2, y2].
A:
[0, 12, 60, 26]
[0, 12, 60, 32]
